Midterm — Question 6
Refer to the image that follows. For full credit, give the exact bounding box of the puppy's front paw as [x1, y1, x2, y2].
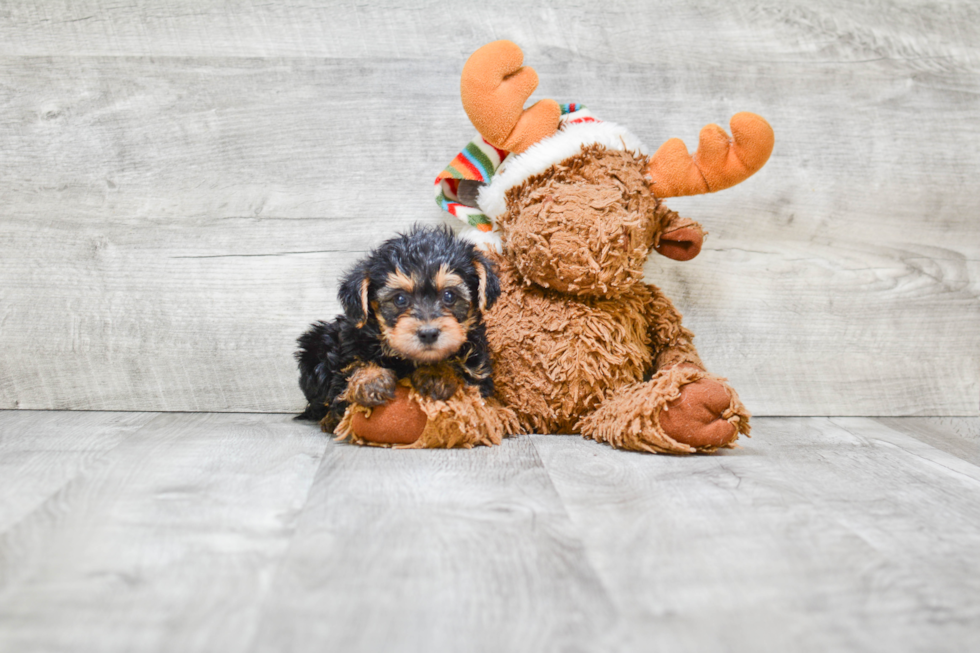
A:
[411, 364, 460, 402]
[345, 364, 398, 407]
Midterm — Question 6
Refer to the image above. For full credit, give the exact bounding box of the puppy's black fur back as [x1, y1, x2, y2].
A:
[295, 318, 344, 421]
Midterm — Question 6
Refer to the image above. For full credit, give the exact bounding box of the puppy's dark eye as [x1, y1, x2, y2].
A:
[441, 290, 457, 306]
[393, 293, 409, 308]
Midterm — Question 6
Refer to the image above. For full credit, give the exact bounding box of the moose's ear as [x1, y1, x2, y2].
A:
[471, 254, 501, 312]
[654, 216, 705, 262]
[338, 263, 371, 327]
[655, 226, 703, 261]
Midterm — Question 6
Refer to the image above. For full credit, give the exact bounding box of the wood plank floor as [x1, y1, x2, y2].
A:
[1, 411, 978, 652]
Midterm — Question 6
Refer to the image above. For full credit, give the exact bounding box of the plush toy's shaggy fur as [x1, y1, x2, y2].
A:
[485, 247, 750, 454]
[481, 148, 752, 453]
[497, 146, 665, 296]
[443, 41, 773, 454]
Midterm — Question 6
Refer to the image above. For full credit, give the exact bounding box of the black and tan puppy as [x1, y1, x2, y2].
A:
[296, 225, 501, 431]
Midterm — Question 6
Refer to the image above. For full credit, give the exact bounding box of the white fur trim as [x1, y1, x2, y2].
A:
[477, 120, 648, 219]
[458, 226, 503, 253]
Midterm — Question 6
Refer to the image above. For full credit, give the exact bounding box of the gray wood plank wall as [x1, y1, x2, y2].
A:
[1, 1, 978, 415]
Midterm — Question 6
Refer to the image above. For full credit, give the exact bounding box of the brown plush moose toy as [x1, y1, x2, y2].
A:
[347, 40, 773, 452]
[431, 40, 775, 453]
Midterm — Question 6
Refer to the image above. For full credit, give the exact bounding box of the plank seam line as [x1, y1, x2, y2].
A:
[169, 249, 347, 259]
[525, 434, 624, 612]
[240, 436, 330, 653]
[828, 417, 980, 485]
[0, 411, 158, 539]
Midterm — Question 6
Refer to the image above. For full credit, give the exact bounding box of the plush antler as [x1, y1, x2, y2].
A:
[647, 113, 774, 198]
[460, 40, 561, 154]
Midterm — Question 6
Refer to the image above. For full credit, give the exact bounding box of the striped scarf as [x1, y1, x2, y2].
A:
[435, 103, 591, 230]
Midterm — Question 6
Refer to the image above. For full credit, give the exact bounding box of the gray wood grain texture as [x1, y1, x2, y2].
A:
[0, 411, 325, 653]
[251, 435, 617, 653]
[0, 1, 978, 414]
[875, 416, 980, 465]
[0, 410, 154, 533]
[2, 410, 980, 652]
[531, 417, 980, 653]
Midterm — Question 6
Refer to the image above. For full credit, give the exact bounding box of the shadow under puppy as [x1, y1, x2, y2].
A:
[296, 225, 500, 437]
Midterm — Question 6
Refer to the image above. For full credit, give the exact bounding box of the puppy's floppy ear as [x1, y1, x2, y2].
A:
[338, 262, 371, 327]
[471, 253, 501, 312]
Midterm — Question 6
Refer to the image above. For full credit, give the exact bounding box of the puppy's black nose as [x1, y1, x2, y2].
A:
[416, 326, 441, 345]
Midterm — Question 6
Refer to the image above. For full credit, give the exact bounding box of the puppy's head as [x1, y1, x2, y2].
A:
[338, 225, 500, 364]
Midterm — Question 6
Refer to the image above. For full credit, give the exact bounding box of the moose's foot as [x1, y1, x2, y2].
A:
[578, 365, 750, 454]
[336, 384, 428, 446]
[335, 381, 520, 449]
